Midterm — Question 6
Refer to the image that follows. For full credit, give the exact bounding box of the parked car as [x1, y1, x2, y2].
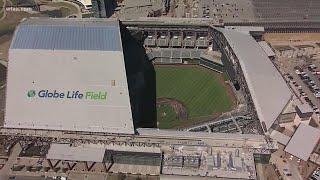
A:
[309, 64, 317, 69]
[283, 168, 292, 176]
[301, 92, 307, 96]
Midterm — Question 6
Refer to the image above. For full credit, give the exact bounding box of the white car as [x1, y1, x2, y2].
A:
[309, 64, 317, 69]
[290, 155, 294, 160]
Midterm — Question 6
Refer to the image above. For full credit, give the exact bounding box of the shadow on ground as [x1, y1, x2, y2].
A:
[120, 22, 157, 129]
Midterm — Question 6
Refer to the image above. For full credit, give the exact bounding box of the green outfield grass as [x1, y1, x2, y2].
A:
[157, 105, 181, 129]
[156, 66, 235, 128]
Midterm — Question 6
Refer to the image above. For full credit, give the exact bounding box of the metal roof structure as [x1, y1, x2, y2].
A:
[47, 143, 106, 162]
[225, 26, 265, 35]
[105, 150, 161, 166]
[215, 28, 292, 130]
[137, 128, 266, 141]
[5, 18, 135, 134]
[11, 18, 121, 51]
[258, 41, 276, 57]
[270, 130, 290, 145]
[285, 124, 320, 161]
[123, 0, 152, 8]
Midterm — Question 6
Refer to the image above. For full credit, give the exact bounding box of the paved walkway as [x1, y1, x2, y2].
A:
[0, 143, 22, 179]
[270, 144, 303, 180]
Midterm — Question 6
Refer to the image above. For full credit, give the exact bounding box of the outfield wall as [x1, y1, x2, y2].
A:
[199, 59, 224, 73]
[153, 58, 224, 73]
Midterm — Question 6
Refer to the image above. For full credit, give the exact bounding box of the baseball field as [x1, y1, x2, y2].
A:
[156, 65, 235, 129]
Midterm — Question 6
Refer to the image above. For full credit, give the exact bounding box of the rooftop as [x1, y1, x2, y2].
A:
[10, 18, 122, 51]
[285, 124, 320, 161]
[225, 26, 265, 35]
[270, 130, 290, 145]
[215, 28, 292, 131]
[296, 103, 314, 114]
[5, 18, 134, 134]
[47, 143, 106, 162]
[137, 128, 266, 141]
[258, 41, 276, 57]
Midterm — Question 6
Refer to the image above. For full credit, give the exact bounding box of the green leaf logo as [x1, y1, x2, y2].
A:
[27, 90, 36, 98]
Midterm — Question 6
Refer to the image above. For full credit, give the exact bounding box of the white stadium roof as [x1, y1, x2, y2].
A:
[258, 41, 276, 57]
[47, 143, 106, 162]
[5, 18, 134, 134]
[216, 28, 292, 130]
[285, 124, 320, 161]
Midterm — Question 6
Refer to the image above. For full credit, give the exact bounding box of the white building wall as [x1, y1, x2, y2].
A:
[5, 49, 134, 134]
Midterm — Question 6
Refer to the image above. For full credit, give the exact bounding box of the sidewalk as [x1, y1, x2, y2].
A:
[0, 143, 22, 179]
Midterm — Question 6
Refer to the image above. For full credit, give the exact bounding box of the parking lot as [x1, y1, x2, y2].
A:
[280, 58, 320, 120]
[180, 0, 255, 22]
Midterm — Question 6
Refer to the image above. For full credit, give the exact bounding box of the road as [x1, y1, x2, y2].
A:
[0, 143, 22, 179]
[270, 145, 303, 180]
[287, 160, 303, 180]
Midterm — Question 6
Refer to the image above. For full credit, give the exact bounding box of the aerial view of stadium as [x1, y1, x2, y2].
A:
[1, 0, 320, 179]
[156, 65, 236, 129]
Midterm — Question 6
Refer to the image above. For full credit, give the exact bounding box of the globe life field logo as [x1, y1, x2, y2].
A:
[26, 89, 107, 101]
[27, 90, 36, 98]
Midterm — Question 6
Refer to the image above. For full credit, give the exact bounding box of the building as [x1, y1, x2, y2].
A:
[295, 103, 314, 121]
[5, 18, 154, 134]
[285, 123, 320, 162]
[212, 27, 292, 133]
[91, 0, 116, 18]
[76, 0, 93, 9]
[278, 100, 296, 125]
[0, 18, 284, 179]
[258, 41, 276, 59]
[6, 128, 277, 179]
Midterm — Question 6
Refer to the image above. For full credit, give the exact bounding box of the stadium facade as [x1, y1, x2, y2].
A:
[5, 18, 154, 134]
